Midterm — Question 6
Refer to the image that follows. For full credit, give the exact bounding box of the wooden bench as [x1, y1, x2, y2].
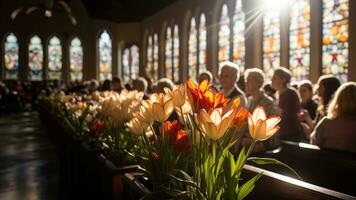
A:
[251, 141, 356, 196]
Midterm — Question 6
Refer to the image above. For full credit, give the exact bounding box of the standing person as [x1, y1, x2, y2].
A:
[218, 61, 246, 108]
[271, 67, 304, 142]
[310, 82, 356, 153]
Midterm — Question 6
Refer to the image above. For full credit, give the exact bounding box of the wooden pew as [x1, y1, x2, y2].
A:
[251, 141, 356, 196]
[243, 164, 356, 200]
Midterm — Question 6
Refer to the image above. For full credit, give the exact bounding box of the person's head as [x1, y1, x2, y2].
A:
[112, 77, 123, 91]
[218, 61, 240, 91]
[89, 79, 98, 92]
[101, 79, 112, 91]
[132, 77, 148, 92]
[198, 71, 213, 84]
[244, 68, 265, 95]
[263, 83, 276, 99]
[271, 67, 292, 91]
[156, 78, 175, 93]
[317, 75, 341, 109]
[327, 82, 356, 119]
[299, 80, 314, 103]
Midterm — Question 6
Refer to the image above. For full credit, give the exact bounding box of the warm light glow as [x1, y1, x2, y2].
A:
[264, 0, 288, 11]
[299, 142, 320, 150]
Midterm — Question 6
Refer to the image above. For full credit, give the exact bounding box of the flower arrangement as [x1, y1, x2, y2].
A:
[126, 80, 294, 199]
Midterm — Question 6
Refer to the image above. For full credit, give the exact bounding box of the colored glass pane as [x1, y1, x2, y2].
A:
[322, 0, 349, 82]
[232, 0, 245, 72]
[188, 17, 197, 80]
[147, 36, 153, 78]
[165, 27, 173, 80]
[131, 45, 139, 80]
[153, 34, 159, 80]
[173, 25, 180, 82]
[4, 33, 19, 80]
[198, 14, 207, 75]
[70, 37, 83, 81]
[99, 30, 112, 81]
[263, 5, 281, 80]
[218, 5, 230, 63]
[289, 0, 310, 81]
[48, 36, 62, 80]
[28, 35, 43, 81]
[122, 48, 130, 83]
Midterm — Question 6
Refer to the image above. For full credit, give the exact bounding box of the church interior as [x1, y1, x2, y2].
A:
[0, 0, 356, 199]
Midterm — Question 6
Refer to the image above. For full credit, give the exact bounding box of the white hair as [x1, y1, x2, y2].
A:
[219, 61, 240, 80]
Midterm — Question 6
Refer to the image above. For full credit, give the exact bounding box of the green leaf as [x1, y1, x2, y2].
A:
[247, 157, 302, 180]
[237, 172, 263, 200]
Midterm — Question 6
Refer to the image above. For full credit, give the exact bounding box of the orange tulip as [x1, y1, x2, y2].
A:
[161, 120, 190, 152]
[198, 108, 234, 140]
[247, 107, 281, 141]
[231, 107, 249, 130]
[186, 80, 229, 113]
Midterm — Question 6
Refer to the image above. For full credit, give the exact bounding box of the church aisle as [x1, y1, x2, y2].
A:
[0, 112, 59, 200]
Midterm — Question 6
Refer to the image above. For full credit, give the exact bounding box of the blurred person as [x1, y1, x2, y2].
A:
[88, 79, 99, 94]
[198, 70, 218, 93]
[299, 80, 318, 120]
[272, 67, 304, 142]
[155, 78, 175, 93]
[132, 77, 149, 99]
[263, 83, 276, 101]
[299, 75, 341, 136]
[239, 68, 279, 152]
[310, 82, 356, 153]
[218, 61, 246, 108]
[101, 79, 112, 91]
[112, 77, 123, 93]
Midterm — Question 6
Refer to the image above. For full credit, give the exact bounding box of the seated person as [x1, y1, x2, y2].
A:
[132, 77, 149, 99]
[239, 68, 279, 152]
[218, 61, 246, 108]
[198, 70, 218, 93]
[310, 82, 356, 153]
[299, 80, 318, 120]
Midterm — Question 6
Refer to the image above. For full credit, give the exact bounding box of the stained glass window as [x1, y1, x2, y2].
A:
[28, 35, 43, 81]
[70, 37, 83, 81]
[322, 0, 349, 82]
[173, 25, 180, 82]
[99, 30, 112, 81]
[188, 17, 198, 80]
[198, 14, 207, 74]
[289, 0, 310, 81]
[153, 34, 159, 80]
[263, 3, 281, 80]
[147, 35, 153, 78]
[122, 45, 140, 83]
[165, 27, 173, 80]
[218, 4, 231, 63]
[131, 45, 140, 80]
[4, 33, 19, 80]
[48, 36, 62, 80]
[122, 48, 130, 83]
[232, 0, 245, 72]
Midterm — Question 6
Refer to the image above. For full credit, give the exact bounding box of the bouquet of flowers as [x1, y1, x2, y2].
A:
[127, 80, 295, 199]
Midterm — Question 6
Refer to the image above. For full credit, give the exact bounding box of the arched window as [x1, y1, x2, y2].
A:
[173, 25, 180, 82]
[153, 33, 159, 80]
[188, 17, 198, 80]
[218, 4, 230, 63]
[198, 14, 207, 74]
[131, 45, 140, 80]
[165, 27, 173, 80]
[147, 35, 153, 78]
[289, 0, 310, 81]
[232, 0, 245, 72]
[263, 1, 281, 80]
[28, 35, 43, 81]
[122, 45, 140, 83]
[48, 36, 62, 80]
[98, 30, 112, 81]
[122, 48, 130, 83]
[4, 33, 19, 80]
[69, 37, 83, 81]
[322, 0, 349, 82]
